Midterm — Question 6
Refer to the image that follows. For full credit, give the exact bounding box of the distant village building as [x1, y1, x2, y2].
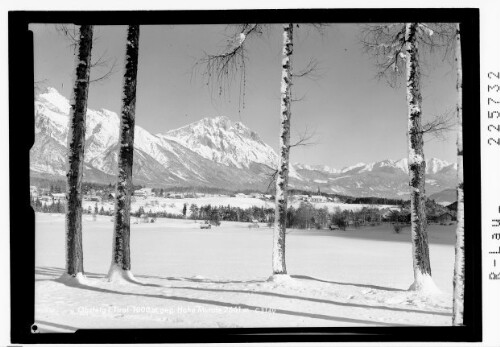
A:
[326, 197, 341, 203]
[140, 214, 149, 223]
[88, 195, 101, 202]
[436, 212, 454, 224]
[30, 186, 38, 197]
[309, 195, 328, 203]
[294, 195, 309, 201]
[235, 193, 248, 198]
[446, 201, 458, 211]
[134, 187, 153, 198]
[52, 193, 66, 201]
[379, 208, 393, 221]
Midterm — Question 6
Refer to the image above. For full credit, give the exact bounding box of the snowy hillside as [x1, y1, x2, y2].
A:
[30, 87, 457, 198]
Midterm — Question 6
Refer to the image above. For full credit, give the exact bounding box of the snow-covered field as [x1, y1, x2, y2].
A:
[35, 213, 455, 332]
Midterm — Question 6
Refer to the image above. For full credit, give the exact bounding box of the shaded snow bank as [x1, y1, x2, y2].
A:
[58, 272, 88, 286]
[408, 272, 441, 295]
[107, 263, 139, 284]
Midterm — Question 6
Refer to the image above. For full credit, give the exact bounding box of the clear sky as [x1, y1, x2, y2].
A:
[31, 23, 458, 169]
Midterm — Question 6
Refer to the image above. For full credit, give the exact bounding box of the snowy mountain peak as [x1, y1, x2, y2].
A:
[394, 158, 409, 174]
[159, 116, 277, 169]
[341, 162, 367, 173]
[294, 157, 454, 177]
[425, 158, 451, 174]
[38, 87, 71, 114]
[293, 163, 341, 174]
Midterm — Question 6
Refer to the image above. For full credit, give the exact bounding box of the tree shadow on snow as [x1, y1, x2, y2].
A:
[329, 226, 454, 246]
[35, 267, 262, 286]
[35, 267, 450, 326]
[168, 285, 451, 317]
[36, 266, 106, 280]
[35, 267, 450, 319]
[291, 275, 404, 292]
[50, 277, 411, 326]
[134, 274, 264, 285]
[35, 266, 162, 288]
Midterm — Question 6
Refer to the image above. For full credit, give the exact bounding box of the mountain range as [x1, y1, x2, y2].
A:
[30, 87, 458, 199]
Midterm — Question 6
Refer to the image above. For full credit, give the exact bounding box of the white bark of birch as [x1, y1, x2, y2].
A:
[452, 22, 465, 325]
[405, 23, 435, 292]
[65, 25, 93, 277]
[109, 25, 140, 280]
[272, 23, 293, 275]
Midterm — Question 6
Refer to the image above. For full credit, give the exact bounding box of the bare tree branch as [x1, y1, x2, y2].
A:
[55, 24, 79, 51]
[56, 24, 117, 84]
[360, 23, 407, 87]
[290, 126, 318, 148]
[195, 24, 264, 106]
[307, 23, 330, 35]
[265, 167, 279, 194]
[265, 126, 318, 193]
[421, 107, 457, 140]
[293, 58, 322, 80]
[290, 93, 307, 103]
[89, 57, 118, 84]
[360, 23, 458, 86]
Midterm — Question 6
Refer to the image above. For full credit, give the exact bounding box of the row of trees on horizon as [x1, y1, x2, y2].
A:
[57, 21, 464, 325]
[32, 195, 454, 229]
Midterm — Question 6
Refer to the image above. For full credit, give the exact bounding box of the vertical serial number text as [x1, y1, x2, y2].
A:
[487, 72, 500, 145]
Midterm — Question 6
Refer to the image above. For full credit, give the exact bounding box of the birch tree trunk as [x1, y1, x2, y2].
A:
[452, 22, 465, 325]
[272, 23, 293, 275]
[65, 25, 93, 279]
[109, 25, 140, 281]
[405, 23, 435, 292]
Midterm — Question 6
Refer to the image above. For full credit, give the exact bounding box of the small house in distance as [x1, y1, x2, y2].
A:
[30, 186, 38, 197]
[326, 196, 341, 203]
[446, 201, 458, 212]
[140, 214, 149, 223]
[309, 195, 328, 203]
[52, 193, 66, 201]
[134, 187, 154, 198]
[436, 212, 454, 224]
[294, 194, 309, 201]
